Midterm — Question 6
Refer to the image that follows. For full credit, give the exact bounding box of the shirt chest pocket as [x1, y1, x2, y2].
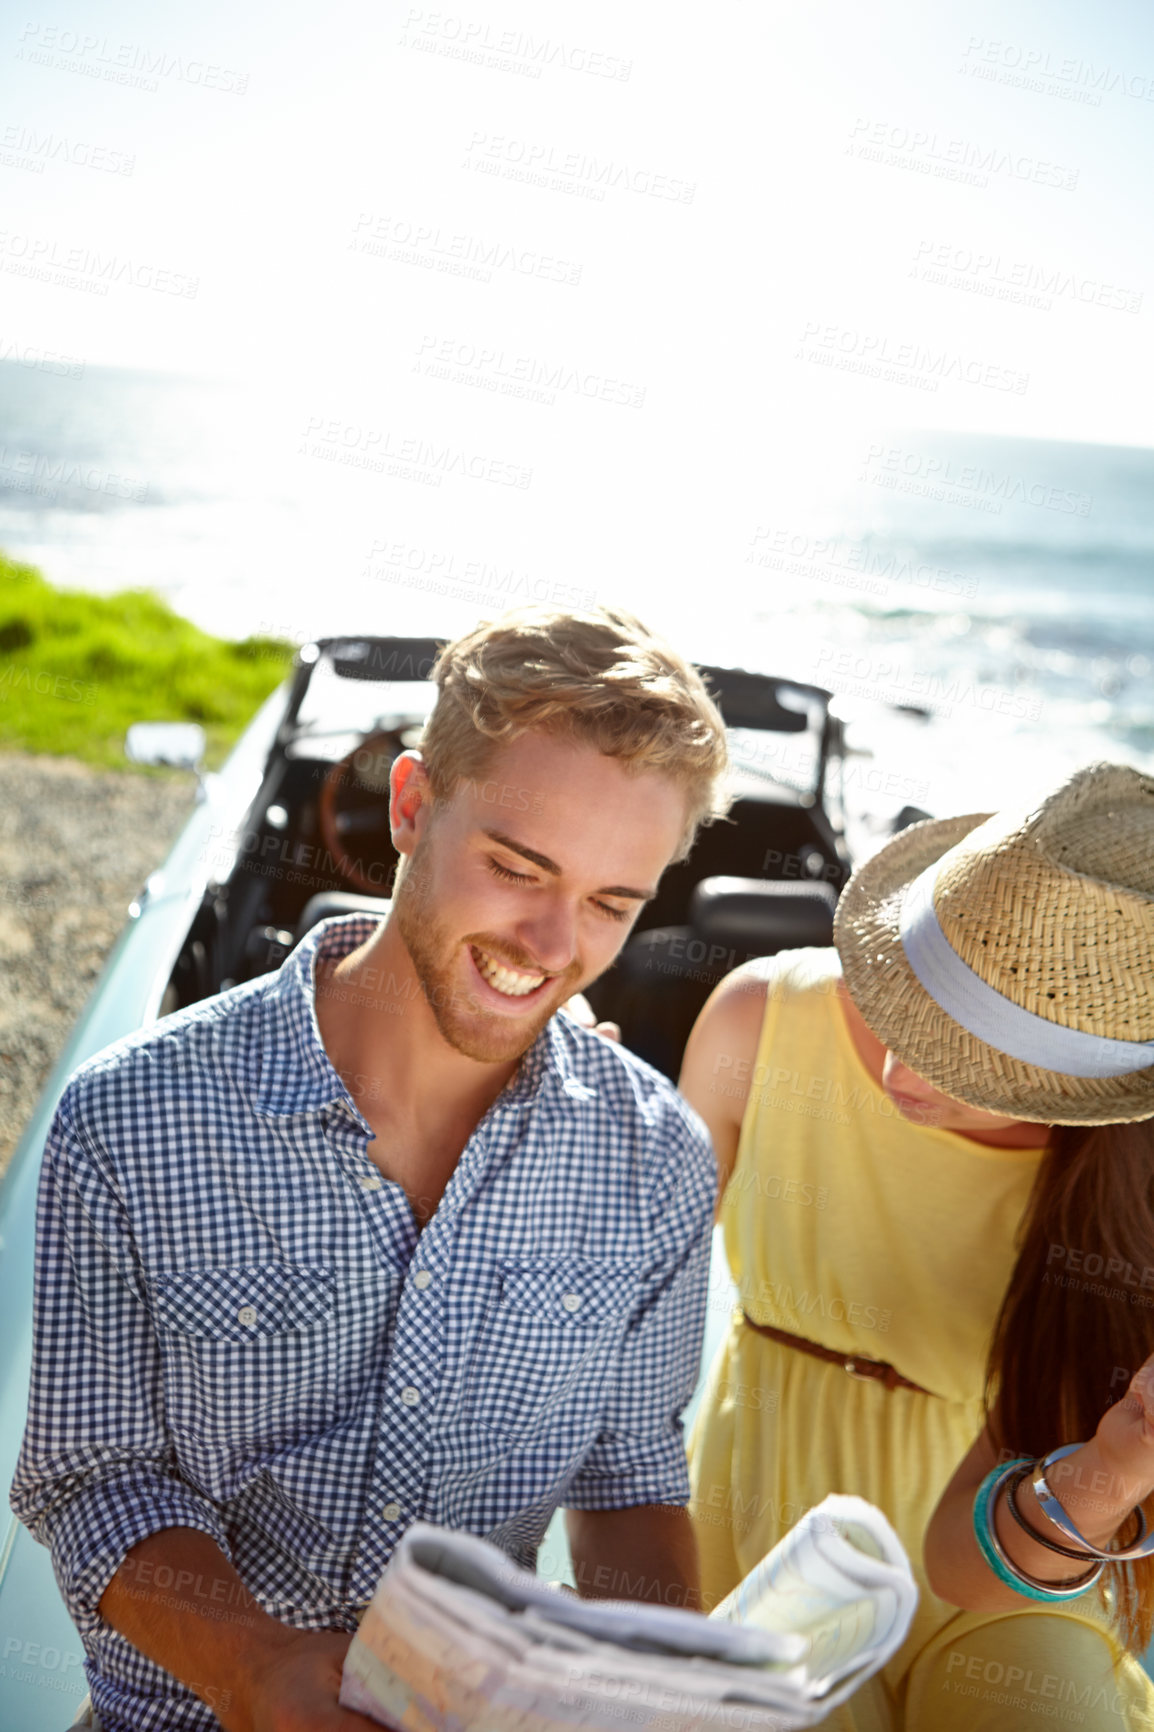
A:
[462, 1257, 637, 1440]
[153, 1264, 339, 1447]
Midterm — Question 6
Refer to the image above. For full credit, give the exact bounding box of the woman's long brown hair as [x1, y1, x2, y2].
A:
[986, 1119, 1154, 1652]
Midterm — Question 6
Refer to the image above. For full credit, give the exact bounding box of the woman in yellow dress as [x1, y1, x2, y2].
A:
[682, 763, 1154, 1729]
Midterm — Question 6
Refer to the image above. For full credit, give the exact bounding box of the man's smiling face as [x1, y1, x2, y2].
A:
[389, 729, 688, 1064]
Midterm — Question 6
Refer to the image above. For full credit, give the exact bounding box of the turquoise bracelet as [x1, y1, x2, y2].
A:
[973, 1460, 1103, 1602]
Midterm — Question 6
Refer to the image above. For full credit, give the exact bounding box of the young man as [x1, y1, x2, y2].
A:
[11, 606, 730, 1732]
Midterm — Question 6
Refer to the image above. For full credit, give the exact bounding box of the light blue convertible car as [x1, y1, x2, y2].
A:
[0, 637, 863, 1728]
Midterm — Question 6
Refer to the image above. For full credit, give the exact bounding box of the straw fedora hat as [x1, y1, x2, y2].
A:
[834, 763, 1154, 1124]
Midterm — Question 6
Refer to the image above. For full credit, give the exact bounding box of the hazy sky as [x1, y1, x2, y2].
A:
[3, 0, 1151, 448]
[2, 0, 1152, 823]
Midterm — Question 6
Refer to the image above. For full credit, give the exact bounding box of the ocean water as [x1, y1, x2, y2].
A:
[1, 359, 1152, 839]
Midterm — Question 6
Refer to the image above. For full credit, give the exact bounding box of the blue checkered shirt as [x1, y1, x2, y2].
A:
[11, 914, 715, 1732]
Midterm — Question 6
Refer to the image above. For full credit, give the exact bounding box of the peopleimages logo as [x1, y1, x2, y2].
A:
[0, 230, 198, 296]
[16, 22, 248, 93]
[0, 664, 97, 704]
[298, 417, 533, 491]
[397, 10, 632, 81]
[846, 117, 1079, 189]
[349, 213, 582, 287]
[362, 539, 596, 610]
[0, 124, 134, 175]
[462, 132, 694, 202]
[812, 645, 1043, 722]
[0, 337, 84, 376]
[960, 36, 1154, 105]
[858, 443, 1094, 517]
[795, 323, 1029, 395]
[746, 527, 979, 600]
[911, 240, 1142, 314]
[414, 335, 645, 408]
[0, 445, 147, 499]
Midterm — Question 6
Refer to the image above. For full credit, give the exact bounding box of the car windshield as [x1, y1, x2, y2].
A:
[289, 642, 827, 805]
[289, 650, 438, 759]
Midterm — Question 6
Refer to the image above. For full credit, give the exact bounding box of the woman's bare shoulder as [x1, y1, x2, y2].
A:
[690, 946, 841, 1054]
[679, 948, 842, 1190]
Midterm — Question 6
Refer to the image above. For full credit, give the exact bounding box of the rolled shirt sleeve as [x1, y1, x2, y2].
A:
[9, 1087, 233, 1641]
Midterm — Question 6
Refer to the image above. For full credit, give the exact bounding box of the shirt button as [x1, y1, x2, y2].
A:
[383, 1502, 402, 1521]
[358, 1173, 382, 1191]
[400, 1385, 421, 1407]
[562, 1292, 582, 1313]
[237, 1305, 257, 1326]
[413, 1270, 433, 1290]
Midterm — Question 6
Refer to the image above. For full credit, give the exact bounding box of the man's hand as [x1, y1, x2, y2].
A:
[240, 1628, 380, 1732]
[563, 992, 621, 1042]
[99, 1529, 380, 1732]
[565, 1504, 701, 1611]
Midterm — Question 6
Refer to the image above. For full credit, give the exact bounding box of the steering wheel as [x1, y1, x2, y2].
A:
[318, 728, 408, 894]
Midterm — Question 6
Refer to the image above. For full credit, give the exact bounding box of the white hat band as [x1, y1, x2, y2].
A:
[899, 859, 1154, 1080]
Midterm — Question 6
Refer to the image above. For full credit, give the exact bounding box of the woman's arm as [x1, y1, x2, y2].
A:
[678, 962, 771, 1211]
[926, 1355, 1154, 1610]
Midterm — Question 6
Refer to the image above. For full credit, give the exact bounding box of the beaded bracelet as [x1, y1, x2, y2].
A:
[1031, 1444, 1154, 1564]
[973, 1459, 1103, 1602]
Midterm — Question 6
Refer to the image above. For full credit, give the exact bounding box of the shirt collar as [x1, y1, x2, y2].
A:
[501, 1013, 554, 1105]
[254, 912, 559, 1118]
[254, 914, 384, 1117]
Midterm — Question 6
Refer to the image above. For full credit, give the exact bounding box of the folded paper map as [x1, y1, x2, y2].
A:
[339, 1495, 916, 1732]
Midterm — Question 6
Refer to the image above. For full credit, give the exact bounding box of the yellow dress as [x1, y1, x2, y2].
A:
[688, 949, 1154, 1730]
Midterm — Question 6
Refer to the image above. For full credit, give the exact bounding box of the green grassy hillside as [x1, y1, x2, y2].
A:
[0, 554, 295, 769]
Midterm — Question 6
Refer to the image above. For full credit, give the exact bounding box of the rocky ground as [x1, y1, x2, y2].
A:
[0, 753, 196, 1178]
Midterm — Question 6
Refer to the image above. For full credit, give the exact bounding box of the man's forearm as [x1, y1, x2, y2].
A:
[565, 1503, 702, 1611]
[98, 1528, 300, 1731]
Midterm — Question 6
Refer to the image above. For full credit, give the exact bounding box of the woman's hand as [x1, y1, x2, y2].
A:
[563, 993, 621, 1042]
[926, 1394, 1154, 1614]
[1093, 1349, 1154, 1509]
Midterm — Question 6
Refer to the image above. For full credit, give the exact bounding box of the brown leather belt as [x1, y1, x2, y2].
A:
[740, 1311, 933, 1395]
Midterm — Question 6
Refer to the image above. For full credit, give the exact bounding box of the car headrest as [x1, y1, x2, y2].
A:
[294, 891, 392, 943]
[689, 875, 837, 953]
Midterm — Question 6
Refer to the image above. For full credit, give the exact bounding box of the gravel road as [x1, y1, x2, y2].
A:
[0, 753, 196, 1178]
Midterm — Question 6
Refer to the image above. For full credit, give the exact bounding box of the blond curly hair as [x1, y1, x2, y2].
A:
[419, 605, 730, 860]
